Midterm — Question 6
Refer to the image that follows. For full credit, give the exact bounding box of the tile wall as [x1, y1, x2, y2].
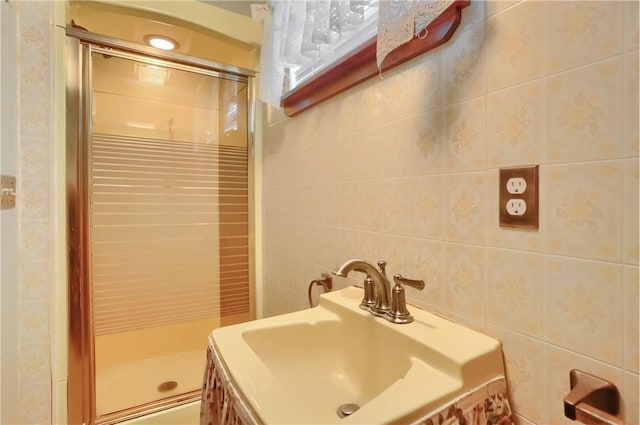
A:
[261, 1, 639, 424]
[1, 1, 55, 424]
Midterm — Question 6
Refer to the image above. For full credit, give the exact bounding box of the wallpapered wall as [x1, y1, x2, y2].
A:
[1, 1, 55, 424]
[261, 1, 639, 424]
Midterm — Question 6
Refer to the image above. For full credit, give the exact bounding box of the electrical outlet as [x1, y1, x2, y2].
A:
[506, 177, 527, 194]
[499, 165, 539, 229]
[506, 199, 527, 215]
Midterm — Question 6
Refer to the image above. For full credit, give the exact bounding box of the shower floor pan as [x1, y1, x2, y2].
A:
[96, 350, 205, 417]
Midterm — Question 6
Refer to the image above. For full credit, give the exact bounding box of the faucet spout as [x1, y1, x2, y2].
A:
[332, 258, 391, 315]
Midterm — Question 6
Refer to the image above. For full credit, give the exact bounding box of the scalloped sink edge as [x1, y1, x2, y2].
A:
[211, 286, 505, 425]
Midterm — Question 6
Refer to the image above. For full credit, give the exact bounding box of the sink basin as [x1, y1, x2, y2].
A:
[211, 286, 504, 424]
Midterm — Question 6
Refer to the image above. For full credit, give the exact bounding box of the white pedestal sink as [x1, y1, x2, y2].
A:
[209, 286, 506, 424]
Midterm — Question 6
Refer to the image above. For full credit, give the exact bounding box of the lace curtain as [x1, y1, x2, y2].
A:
[252, 0, 455, 108]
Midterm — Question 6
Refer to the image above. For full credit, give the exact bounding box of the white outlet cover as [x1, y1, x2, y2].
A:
[506, 199, 527, 216]
[506, 177, 527, 194]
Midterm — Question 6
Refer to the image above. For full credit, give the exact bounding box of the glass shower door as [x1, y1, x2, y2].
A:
[88, 51, 251, 418]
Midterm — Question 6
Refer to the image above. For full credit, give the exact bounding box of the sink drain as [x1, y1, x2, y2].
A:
[157, 381, 178, 393]
[337, 403, 360, 418]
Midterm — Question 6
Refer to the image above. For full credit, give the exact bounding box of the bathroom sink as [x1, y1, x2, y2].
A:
[211, 286, 504, 424]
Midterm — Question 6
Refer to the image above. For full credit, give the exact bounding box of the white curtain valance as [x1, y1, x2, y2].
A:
[252, 0, 456, 108]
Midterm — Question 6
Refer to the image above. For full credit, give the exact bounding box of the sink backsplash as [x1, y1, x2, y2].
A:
[260, 1, 639, 424]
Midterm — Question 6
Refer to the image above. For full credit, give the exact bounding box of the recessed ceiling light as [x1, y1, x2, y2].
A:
[144, 35, 179, 51]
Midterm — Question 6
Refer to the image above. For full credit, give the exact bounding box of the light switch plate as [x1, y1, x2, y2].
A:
[499, 165, 538, 229]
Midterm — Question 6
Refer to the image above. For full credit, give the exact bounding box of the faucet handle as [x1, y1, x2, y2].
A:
[359, 275, 377, 312]
[393, 274, 425, 290]
[387, 274, 426, 324]
[376, 260, 387, 275]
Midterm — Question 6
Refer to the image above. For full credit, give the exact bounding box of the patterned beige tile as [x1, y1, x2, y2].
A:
[378, 177, 413, 236]
[342, 229, 365, 263]
[19, 220, 51, 263]
[360, 80, 389, 130]
[19, 52, 50, 98]
[402, 108, 446, 176]
[20, 92, 52, 140]
[19, 381, 51, 425]
[282, 114, 302, 150]
[377, 68, 412, 123]
[410, 239, 450, 311]
[485, 1, 542, 92]
[20, 138, 50, 179]
[543, 344, 624, 425]
[358, 231, 387, 269]
[18, 0, 51, 29]
[445, 97, 485, 172]
[410, 174, 447, 240]
[360, 125, 384, 179]
[624, 372, 639, 425]
[323, 182, 340, 226]
[446, 172, 485, 244]
[374, 234, 413, 278]
[20, 342, 51, 385]
[544, 1, 624, 74]
[1, 352, 19, 425]
[373, 120, 407, 179]
[446, 243, 485, 321]
[444, 22, 485, 104]
[19, 301, 50, 344]
[19, 21, 49, 67]
[487, 81, 542, 168]
[287, 221, 305, 257]
[20, 178, 50, 221]
[336, 181, 362, 230]
[544, 256, 623, 366]
[336, 88, 364, 136]
[485, 0, 520, 18]
[407, 49, 444, 114]
[301, 145, 323, 185]
[624, 0, 639, 52]
[317, 101, 340, 144]
[359, 128, 386, 181]
[318, 183, 336, 225]
[545, 58, 623, 163]
[298, 107, 323, 147]
[297, 223, 320, 264]
[624, 159, 639, 265]
[624, 52, 639, 157]
[360, 182, 382, 232]
[486, 248, 541, 338]
[624, 266, 639, 373]
[315, 225, 335, 271]
[543, 162, 622, 262]
[486, 326, 543, 424]
[485, 169, 540, 252]
[340, 130, 371, 181]
[20, 261, 49, 302]
[302, 185, 321, 225]
[261, 119, 285, 157]
[449, 311, 485, 334]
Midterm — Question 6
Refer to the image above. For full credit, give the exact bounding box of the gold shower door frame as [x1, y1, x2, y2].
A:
[65, 33, 256, 425]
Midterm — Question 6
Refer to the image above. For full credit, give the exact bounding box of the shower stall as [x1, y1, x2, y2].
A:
[66, 29, 255, 424]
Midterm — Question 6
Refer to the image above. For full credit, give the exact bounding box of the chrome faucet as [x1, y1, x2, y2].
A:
[332, 258, 392, 317]
[333, 258, 426, 323]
